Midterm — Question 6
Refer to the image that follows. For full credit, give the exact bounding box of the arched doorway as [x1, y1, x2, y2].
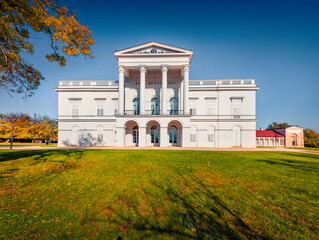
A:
[133, 98, 140, 115]
[151, 98, 160, 115]
[125, 120, 139, 146]
[146, 120, 160, 146]
[169, 98, 178, 115]
[168, 120, 182, 146]
[291, 134, 297, 147]
[232, 126, 241, 147]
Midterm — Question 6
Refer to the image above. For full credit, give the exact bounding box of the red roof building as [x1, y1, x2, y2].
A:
[256, 130, 285, 147]
[256, 130, 285, 138]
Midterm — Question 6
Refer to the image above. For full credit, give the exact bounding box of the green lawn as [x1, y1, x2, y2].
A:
[0, 143, 57, 147]
[0, 150, 318, 239]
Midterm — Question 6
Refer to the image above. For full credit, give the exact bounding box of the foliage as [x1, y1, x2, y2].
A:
[0, 0, 95, 96]
[0, 113, 31, 139]
[0, 150, 318, 239]
[267, 122, 291, 129]
[304, 128, 319, 148]
[0, 113, 57, 141]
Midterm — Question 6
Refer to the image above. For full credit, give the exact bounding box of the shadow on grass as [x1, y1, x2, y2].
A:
[0, 149, 85, 163]
[257, 153, 319, 173]
[106, 169, 270, 240]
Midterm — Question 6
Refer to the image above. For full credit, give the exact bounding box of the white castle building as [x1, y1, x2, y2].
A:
[55, 42, 259, 148]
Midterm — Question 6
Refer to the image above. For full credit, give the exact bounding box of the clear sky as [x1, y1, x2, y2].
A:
[1, 0, 318, 131]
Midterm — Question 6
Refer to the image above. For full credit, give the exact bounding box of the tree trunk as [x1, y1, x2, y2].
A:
[10, 123, 14, 150]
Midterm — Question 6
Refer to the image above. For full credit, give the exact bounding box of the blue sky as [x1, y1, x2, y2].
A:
[1, 0, 318, 131]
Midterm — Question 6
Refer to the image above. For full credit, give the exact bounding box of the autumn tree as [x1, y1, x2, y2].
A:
[304, 128, 319, 148]
[0, 0, 95, 96]
[267, 122, 291, 129]
[29, 115, 57, 142]
[0, 113, 31, 148]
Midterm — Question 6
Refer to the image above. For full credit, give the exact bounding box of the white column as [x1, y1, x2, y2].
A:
[118, 66, 125, 115]
[161, 65, 168, 114]
[139, 66, 146, 115]
[183, 65, 190, 114]
[139, 127, 146, 147]
[160, 127, 168, 147]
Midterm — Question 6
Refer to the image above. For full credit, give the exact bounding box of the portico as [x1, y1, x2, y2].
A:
[115, 42, 193, 117]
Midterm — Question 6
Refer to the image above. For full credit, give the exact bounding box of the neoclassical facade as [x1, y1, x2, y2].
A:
[56, 42, 259, 147]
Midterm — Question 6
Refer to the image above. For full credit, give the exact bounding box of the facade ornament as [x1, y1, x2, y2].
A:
[184, 66, 190, 72]
[140, 66, 147, 73]
[118, 67, 124, 73]
[161, 66, 168, 73]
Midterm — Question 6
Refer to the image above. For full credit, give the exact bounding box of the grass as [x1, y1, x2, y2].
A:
[287, 147, 319, 151]
[0, 143, 57, 147]
[0, 150, 318, 239]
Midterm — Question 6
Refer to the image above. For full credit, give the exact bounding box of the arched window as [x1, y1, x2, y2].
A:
[132, 125, 139, 144]
[133, 98, 140, 115]
[151, 98, 160, 115]
[232, 126, 241, 146]
[169, 125, 178, 144]
[150, 125, 159, 144]
[169, 98, 178, 115]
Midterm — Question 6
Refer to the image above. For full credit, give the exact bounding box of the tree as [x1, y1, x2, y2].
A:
[267, 122, 291, 129]
[29, 115, 57, 142]
[0, 0, 95, 96]
[0, 113, 31, 148]
[304, 128, 319, 148]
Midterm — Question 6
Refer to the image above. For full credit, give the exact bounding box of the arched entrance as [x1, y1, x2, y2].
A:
[146, 120, 160, 146]
[232, 126, 241, 147]
[168, 120, 182, 147]
[125, 120, 139, 146]
[291, 134, 298, 147]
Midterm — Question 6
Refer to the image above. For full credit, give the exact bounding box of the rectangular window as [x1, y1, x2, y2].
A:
[98, 134, 103, 142]
[190, 134, 196, 142]
[189, 101, 197, 115]
[206, 101, 216, 115]
[97, 101, 104, 116]
[232, 99, 241, 118]
[72, 101, 79, 116]
[208, 134, 214, 142]
[114, 101, 118, 115]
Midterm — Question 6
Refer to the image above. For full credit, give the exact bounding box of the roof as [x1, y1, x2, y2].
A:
[256, 130, 285, 138]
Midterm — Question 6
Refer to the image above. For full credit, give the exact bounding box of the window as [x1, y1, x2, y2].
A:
[132, 125, 139, 144]
[151, 98, 160, 115]
[189, 101, 197, 115]
[233, 126, 241, 146]
[133, 98, 140, 115]
[206, 101, 216, 115]
[98, 134, 103, 142]
[208, 134, 214, 142]
[190, 134, 196, 142]
[114, 101, 118, 115]
[232, 99, 242, 118]
[72, 101, 79, 116]
[97, 101, 104, 116]
[169, 125, 177, 144]
[150, 125, 159, 144]
[169, 98, 178, 115]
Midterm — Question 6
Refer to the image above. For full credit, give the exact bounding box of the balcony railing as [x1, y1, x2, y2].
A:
[59, 80, 118, 87]
[121, 110, 186, 116]
[189, 79, 256, 86]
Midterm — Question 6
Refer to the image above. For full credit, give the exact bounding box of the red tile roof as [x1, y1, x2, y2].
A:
[256, 130, 285, 137]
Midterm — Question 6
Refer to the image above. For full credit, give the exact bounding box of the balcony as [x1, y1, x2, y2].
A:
[189, 79, 256, 87]
[121, 110, 186, 116]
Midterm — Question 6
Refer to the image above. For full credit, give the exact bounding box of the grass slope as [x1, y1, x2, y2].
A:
[0, 150, 318, 239]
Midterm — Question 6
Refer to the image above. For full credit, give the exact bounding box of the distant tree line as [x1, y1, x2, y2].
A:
[0, 113, 57, 143]
[267, 122, 319, 148]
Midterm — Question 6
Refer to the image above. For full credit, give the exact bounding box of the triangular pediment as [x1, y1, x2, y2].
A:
[114, 41, 193, 56]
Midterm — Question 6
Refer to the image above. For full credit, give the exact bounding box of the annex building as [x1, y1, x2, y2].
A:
[55, 42, 259, 148]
